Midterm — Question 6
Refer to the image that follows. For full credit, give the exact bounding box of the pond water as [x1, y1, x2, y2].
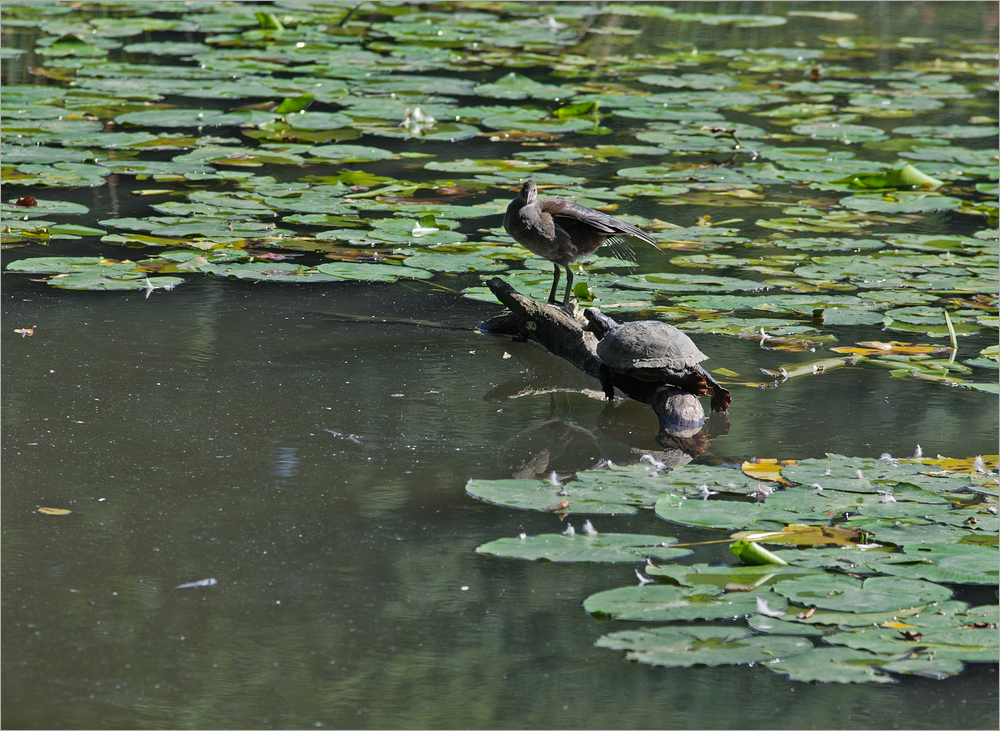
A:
[2, 2, 998, 729]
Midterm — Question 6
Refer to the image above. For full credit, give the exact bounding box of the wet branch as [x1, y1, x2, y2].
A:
[479, 278, 708, 444]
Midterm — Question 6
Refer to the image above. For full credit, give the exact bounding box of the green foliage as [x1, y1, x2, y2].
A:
[471, 453, 999, 683]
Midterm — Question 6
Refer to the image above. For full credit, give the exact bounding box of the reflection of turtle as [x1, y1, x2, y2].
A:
[503, 179, 658, 306]
[584, 308, 732, 413]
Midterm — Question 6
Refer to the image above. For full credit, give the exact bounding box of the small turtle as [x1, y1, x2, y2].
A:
[503, 179, 659, 306]
[584, 308, 732, 413]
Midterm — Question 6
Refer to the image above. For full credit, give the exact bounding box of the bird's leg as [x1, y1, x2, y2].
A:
[547, 262, 561, 305]
[562, 266, 574, 306]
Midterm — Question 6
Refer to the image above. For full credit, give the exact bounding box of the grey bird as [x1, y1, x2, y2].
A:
[503, 179, 658, 305]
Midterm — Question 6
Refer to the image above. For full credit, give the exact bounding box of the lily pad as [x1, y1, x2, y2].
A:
[765, 647, 896, 684]
[476, 532, 692, 563]
[872, 542, 999, 585]
[595, 625, 812, 668]
[772, 574, 952, 613]
[584, 584, 790, 622]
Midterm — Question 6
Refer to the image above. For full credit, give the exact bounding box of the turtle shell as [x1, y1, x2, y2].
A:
[596, 321, 706, 371]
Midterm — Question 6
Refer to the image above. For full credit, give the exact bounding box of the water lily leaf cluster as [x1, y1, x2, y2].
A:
[3, 1, 995, 396]
[470, 452, 999, 683]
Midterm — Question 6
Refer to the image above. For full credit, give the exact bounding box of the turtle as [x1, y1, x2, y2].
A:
[583, 308, 732, 413]
[503, 179, 659, 306]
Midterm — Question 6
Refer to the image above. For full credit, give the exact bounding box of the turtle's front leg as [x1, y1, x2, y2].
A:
[598, 364, 617, 401]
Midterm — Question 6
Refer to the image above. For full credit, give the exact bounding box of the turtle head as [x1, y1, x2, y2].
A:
[518, 179, 537, 204]
[583, 307, 619, 340]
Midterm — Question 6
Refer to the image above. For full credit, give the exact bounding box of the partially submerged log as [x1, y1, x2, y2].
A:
[479, 277, 603, 378]
[479, 277, 709, 443]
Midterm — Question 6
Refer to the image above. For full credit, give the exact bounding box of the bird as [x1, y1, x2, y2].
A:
[503, 179, 659, 306]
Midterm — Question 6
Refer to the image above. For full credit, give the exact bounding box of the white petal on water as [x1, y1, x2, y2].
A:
[696, 484, 718, 500]
[635, 570, 654, 586]
[756, 596, 785, 618]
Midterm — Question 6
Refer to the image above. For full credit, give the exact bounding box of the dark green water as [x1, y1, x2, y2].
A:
[3, 2, 998, 728]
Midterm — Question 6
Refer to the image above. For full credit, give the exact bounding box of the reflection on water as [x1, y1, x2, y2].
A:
[3, 277, 997, 728]
[270, 446, 301, 485]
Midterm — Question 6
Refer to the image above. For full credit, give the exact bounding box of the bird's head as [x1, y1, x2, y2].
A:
[518, 179, 537, 204]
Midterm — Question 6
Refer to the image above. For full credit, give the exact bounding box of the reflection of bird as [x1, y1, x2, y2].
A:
[503, 179, 658, 305]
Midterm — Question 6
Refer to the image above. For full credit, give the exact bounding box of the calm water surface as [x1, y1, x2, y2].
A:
[3, 277, 997, 729]
[3, 2, 998, 729]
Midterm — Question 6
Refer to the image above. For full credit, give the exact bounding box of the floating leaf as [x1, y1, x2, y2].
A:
[584, 584, 789, 622]
[873, 543, 999, 585]
[766, 647, 896, 684]
[772, 575, 952, 614]
[840, 192, 964, 214]
[595, 625, 812, 668]
[477, 532, 692, 563]
[273, 93, 314, 115]
[473, 72, 572, 100]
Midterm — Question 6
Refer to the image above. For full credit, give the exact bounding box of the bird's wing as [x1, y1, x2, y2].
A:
[547, 199, 658, 246]
[604, 237, 637, 263]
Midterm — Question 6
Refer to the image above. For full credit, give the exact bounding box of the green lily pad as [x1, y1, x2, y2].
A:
[772, 574, 952, 613]
[476, 532, 692, 563]
[584, 584, 789, 622]
[5, 163, 109, 187]
[473, 72, 572, 100]
[647, 562, 824, 588]
[465, 464, 669, 516]
[792, 122, 888, 142]
[840, 192, 964, 213]
[313, 262, 434, 281]
[5, 255, 124, 273]
[304, 144, 395, 163]
[826, 625, 999, 664]
[595, 625, 812, 668]
[199, 262, 345, 282]
[48, 273, 184, 292]
[766, 647, 896, 684]
[115, 108, 270, 128]
[872, 543, 999, 585]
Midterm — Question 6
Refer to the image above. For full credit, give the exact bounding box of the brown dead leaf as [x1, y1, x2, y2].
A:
[733, 523, 869, 547]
